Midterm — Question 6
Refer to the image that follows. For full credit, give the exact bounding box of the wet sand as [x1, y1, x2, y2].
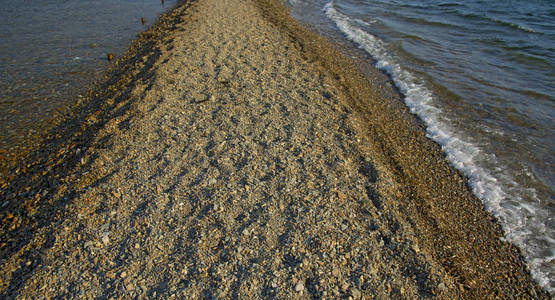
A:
[0, 0, 548, 298]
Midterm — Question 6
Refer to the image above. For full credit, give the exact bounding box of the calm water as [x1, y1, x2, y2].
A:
[288, 0, 554, 292]
[0, 0, 177, 151]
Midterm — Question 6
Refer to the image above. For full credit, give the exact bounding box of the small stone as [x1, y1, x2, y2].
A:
[295, 281, 304, 292]
[218, 66, 233, 83]
[413, 243, 420, 253]
[337, 191, 347, 200]
[209, 178, 217, 185]
[135, 243, 140, 249]
[191, 91, 209, 103]
[351, 288, 361, 299]
[271, 282, 278, 289]
[438, 282, 447, 292]
[120, 271, 127, 278]
[102, 232, 110, 245]
[26, 260, 32, 266]
[332, 268, 340, 277]
[100, 223, 110, 232]
[342, 282, 349, 290]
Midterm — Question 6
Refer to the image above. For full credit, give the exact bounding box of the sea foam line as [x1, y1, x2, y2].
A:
[323, 0, 553, 293]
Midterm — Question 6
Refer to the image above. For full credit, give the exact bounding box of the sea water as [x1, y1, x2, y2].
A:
[0, 0, 177, 151]
[288, 0, 554, 293]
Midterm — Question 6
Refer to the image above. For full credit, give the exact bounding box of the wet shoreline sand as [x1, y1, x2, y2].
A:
[0, 0, 548, 298]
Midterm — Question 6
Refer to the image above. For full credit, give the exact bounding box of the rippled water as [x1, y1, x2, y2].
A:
[0, 0, 177, 151]
[288, 0, 554, 292]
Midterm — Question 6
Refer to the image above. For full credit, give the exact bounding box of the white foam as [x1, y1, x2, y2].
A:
[324, 0, 553, 293]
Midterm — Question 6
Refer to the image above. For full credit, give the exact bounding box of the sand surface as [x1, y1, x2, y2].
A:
[0, 0, 547, 298]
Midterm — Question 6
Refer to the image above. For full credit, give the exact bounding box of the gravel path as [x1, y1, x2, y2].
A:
[0, 0, 547, 298]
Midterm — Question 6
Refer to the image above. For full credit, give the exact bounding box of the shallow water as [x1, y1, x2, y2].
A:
[0, 0, 177, 151]
[288, 0, 554, 293]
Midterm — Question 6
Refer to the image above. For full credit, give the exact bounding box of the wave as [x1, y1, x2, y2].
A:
[399, 15, 463, 29]
[324, 0, 553, 293]
[458, 12, 539, 34]
[438, 2, 461, 7]
[353, 17, 375, 27]
[491, 18, 538, 34]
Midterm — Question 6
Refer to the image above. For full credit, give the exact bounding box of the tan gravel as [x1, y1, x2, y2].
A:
[0, 0, 548, 298]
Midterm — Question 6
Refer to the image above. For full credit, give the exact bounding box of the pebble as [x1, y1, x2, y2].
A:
[218, 66, 233, 83]
[295, 281, 304, 292]
[413, 243, 420, 253]
[337, 191, 347, 200]
[102, 232, 110, 245]
[438, 282, 447, 292]
[191, 91, 207, 102]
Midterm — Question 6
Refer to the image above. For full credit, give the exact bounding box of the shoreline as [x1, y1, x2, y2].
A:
[0, 0, 185, 177]
[0, 0, 548, 298]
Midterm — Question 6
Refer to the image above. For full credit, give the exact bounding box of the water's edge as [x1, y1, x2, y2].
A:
[293, 0, 554, 292]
